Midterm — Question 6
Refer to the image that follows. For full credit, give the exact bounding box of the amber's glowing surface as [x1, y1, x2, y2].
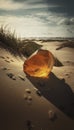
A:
[23, 49, 54, 78]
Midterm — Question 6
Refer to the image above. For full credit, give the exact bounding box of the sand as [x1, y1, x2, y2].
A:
[0, 41, 74, 130]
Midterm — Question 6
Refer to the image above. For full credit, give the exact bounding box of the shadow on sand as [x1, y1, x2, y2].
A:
[26, 72, 74, 119]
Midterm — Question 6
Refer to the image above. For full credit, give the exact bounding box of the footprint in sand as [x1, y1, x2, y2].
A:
[0, 55, 12, 63]
[11, 59, 14, 62]
[24, 95, 32, 105]
[5, 59, 10, 63]
[5, 57, 14, 63]
[25, 88, 31, 94]
[0, 56, 5, 59]
[48, 110, 57, 121]
[7, 73, 16, 80]
[1, 67, 10, 70]
[6, 56, 10, 59]
[1, 67, 8, 70]
[24, 89, 32, 105]
[24, 94, 32, 101]
[65, 73, 70, 78]
[18, 75, 25, 81]
[28, 95, 32, 100]
[27, 96, 32, 105]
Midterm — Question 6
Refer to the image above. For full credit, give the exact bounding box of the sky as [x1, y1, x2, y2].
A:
[0, 0, 74, 38]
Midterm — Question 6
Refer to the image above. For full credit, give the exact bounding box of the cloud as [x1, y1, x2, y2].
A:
[0, 0, 24, 10]
[35, 12, 66, 26]
[58, 18, 74, 25]
[44, 0, 74, 16]
[0, 0, 74, 37]
[0, 15, 50, 37]
[0, 0, 74, 17]
[45, 0, 74, 7]
[13, 0, 43, 3]
[13, 0, 27, 2]
[0, 0, 48, 11]
[0, 14, 74, 38]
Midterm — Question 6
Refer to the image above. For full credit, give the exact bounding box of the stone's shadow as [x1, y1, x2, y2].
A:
[26, 73, 74, 119]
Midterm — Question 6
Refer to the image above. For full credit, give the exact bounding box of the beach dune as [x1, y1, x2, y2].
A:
[0, 40, 74, 130]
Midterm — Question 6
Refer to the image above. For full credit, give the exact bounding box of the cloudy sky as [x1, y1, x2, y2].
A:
[0, 0, 74, 38]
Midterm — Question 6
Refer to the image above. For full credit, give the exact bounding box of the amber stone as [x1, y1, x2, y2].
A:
[23, 49, 54, 78]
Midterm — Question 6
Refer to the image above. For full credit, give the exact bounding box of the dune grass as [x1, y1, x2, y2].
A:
[0, 26, 42, 57]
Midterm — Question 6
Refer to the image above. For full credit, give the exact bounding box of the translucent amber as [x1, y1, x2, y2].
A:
[23, 49, 54, 78]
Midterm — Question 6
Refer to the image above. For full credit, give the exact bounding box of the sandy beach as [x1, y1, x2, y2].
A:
[0, 41, 74, 130]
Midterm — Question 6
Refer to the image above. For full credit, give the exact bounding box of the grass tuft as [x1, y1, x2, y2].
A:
[0, 26, 42, 57]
